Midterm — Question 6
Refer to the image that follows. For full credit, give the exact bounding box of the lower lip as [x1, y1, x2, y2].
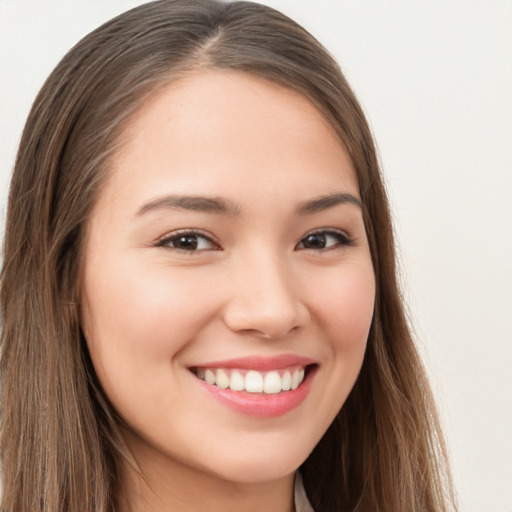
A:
[194, 367, 316, 418]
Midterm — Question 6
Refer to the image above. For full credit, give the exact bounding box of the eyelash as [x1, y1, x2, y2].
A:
[156, 229, 220, 252]
[155, 228, 354, 253]
[295, 229, 354, 251]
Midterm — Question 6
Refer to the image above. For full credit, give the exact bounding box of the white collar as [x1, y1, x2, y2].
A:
[294, 472, 315, 512]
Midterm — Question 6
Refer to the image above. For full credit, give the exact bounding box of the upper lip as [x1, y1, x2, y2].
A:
[189, 354, 316, 371]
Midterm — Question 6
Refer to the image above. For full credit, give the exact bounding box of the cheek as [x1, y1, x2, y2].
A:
[81, 258, 218, 389]
[292, 260, 374, 438]
[311, 263, 375, 352]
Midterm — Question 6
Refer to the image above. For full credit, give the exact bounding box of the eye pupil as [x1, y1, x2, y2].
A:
[303, 233, 326, 249]
[174, 235, 198, 250]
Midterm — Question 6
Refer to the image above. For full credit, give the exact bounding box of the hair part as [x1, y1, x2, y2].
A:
[1, 1, 457, 511]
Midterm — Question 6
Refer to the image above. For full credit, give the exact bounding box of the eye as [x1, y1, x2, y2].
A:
[296, 229, 353, 251]
[156, 230, 219, 252]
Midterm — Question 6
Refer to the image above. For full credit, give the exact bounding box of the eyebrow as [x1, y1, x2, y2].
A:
[296, 193, 363, 214]
[136, 192, 362, 217]
[137, 195, 241, 216]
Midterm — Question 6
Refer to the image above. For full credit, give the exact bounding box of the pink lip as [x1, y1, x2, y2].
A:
[190, 357, 318, 418]
[191, 354, 316, 371]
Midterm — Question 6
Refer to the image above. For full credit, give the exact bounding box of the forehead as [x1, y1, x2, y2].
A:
[101, 70, 358, 212]
[124, 70, 336, 132]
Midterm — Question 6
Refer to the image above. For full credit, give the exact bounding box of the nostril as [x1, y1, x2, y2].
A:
[222, 301, 310, 339]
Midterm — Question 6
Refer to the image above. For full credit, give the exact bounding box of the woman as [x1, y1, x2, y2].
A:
[0, 1, 457, 511]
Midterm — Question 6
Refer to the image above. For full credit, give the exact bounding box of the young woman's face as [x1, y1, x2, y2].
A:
[82, 71, 375, 486]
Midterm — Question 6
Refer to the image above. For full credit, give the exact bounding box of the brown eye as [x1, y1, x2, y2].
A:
[302, 233, 328, 249]
[158, 231, 218, 251]
[296, 230, 352, 250]
[172, 234, 201, 251]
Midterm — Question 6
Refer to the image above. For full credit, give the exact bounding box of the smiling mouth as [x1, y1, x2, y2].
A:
[190, 365, 312, 395]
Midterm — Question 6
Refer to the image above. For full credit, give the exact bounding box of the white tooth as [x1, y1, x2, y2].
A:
[298, 368, 305, 385]
[245, 370, 263, 393]
[281, 371, 291, 391]
[216, 369, 229, 389]
[205, 369, 216, 385]
[264, 371, 282, 394]
[229, 371, 245, 391]
[290, 369, 300, 390]
[196, 368, 205, 379]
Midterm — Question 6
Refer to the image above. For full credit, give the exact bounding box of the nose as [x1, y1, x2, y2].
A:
[222, 253, 310, 339]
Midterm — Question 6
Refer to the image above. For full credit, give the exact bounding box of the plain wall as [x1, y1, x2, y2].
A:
[1, 1, 511, 511]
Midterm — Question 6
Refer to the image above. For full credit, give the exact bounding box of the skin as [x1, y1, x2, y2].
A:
[82, 71, 375, 512]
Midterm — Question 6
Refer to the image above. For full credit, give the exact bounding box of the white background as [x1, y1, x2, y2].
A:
[1, 1, 511, 511]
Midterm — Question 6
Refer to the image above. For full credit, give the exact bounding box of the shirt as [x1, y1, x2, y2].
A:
[294, 472, 315, 512]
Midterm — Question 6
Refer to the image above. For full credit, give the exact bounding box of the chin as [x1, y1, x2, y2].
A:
[205, 444, 309, 484]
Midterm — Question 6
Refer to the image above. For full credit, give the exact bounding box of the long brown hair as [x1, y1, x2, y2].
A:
[0, 1, 457, 511]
